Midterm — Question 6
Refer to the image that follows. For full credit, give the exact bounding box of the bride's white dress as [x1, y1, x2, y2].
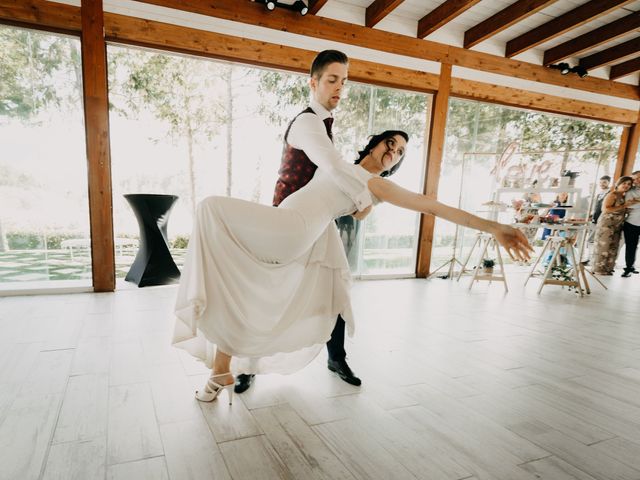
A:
[172, 164, 377, 374]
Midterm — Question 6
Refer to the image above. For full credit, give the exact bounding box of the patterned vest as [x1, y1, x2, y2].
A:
[272, 107, 333, 206]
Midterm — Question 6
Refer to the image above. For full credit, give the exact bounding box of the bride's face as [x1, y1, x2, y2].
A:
[372, 135, 407, 172]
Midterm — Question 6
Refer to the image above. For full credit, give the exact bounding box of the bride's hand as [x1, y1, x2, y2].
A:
[492, 224, 534, 262]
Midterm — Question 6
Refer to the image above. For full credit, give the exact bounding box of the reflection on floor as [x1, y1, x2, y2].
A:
[0, 275, 639, 479]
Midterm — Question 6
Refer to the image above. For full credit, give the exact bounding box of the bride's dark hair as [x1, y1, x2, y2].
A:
[354, 130, 409, 177]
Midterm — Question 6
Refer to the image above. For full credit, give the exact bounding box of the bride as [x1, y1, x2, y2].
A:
[172, 130, 532, 404]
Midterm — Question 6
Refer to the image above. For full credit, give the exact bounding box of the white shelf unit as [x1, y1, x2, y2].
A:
[491, 186, 586, 223]
[493, 185, 598, 295]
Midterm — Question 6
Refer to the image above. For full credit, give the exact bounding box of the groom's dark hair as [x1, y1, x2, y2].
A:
[354, 130, 409, 177]
[310, 50, 349, 79]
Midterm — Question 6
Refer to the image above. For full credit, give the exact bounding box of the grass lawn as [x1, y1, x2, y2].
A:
[0, 248, 187, 284]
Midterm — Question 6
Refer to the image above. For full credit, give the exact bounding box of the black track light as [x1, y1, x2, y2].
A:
[549, 62, 571, 75]
[294, 0, 308, 15]
[548, 62, 588, 78]
[570, 65, 588, 78]
[255, 0, 309, 16]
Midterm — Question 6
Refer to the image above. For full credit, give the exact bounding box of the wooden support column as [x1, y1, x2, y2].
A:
[81, 0, 115, 291]
[416, 63, 452, 277]
[627, 123, 640, 173]
[614, 127, 631, 180]
[614, 119, 640, 179]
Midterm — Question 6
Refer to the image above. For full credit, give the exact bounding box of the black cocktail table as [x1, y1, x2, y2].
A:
[124, 194, 180, 287]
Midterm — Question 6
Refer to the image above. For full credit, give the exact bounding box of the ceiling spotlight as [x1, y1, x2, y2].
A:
[549, 62, 571, 75]
[548, 62, 588, 78]
[294, 0, 308, 15]
[570, 65, 588, 78]
[257, 0, 309, 16]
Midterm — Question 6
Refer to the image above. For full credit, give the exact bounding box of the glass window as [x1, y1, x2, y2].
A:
[431, 98, 623, 275]
[333, 85, 429, 277]
[107, 45, 430, 284]
[0, 26, 90, 290]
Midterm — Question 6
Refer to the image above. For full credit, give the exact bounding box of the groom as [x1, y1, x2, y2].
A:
[235, 50, 369, 393]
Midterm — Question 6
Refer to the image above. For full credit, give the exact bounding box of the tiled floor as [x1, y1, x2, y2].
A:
[0, 273, 639, 479]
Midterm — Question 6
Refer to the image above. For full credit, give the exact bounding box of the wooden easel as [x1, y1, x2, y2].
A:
[458, 232, 508, 292]
[525, 234, 586, 296]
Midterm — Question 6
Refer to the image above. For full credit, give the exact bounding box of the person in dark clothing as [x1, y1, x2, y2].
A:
[622, 171, 640, 277]
[592, 175, 611, 225]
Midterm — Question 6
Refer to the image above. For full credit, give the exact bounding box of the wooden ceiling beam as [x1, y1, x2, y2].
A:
[417, 0, 481, 39]
[0, 0, 635, 124]
[104, 12, 441, 92]
[450, 77, 637, 124]
[580, 36, 640, 70]
[610, 56, 640, 80]
[104, 11, 636, 124]
[366, 0, 405, 28]
[0, 0, 81, 34]
[544, 11, 640, 65]
[505, 0, 634, 58]
[308, 0, 329, 15]
[127, 0, 636, 99]
[464, 0, 558, 49]
[3, 0, 638, 100]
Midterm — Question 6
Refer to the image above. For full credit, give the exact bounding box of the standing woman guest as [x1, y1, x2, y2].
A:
[592, 176, 636, 275]
[172, 131, 533, 404]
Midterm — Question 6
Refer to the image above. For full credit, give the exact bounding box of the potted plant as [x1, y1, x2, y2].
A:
[482, 258, 495, 274]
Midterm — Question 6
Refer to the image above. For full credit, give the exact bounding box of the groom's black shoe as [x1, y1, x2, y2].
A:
[234, 374, 255, 394]
[328, 358, 361, 386]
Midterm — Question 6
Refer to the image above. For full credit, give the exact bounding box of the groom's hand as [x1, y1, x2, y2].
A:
[352, 205, 372, 221]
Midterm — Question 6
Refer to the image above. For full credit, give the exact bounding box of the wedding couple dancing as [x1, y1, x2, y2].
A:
[172, 50, 532, 403]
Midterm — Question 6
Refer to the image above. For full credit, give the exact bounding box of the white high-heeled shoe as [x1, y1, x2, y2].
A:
[195, 373, 234, 404]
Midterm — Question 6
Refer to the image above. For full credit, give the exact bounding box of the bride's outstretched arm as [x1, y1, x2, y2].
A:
[368, 177, 534, 261]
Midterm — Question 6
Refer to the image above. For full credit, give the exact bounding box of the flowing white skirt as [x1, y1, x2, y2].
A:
[172, 195, 354, 375]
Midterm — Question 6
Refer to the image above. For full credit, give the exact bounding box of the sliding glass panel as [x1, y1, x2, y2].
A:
[107, 45, 430, 285]
[431, 98, 623, 276]
[107, 46, 295, 283]
[0, 26, 90, 290]
[334, 85, 429, 276]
